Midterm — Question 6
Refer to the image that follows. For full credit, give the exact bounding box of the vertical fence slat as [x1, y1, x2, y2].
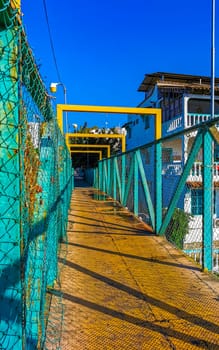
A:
[123, 156, 134, 207]
[136, 150, 155, 228]
[203, 129, 213, 271]
[121, 154, 126, 206]
[134, 151, 139, 216]
[155, 141, 162, 233]
[114, 157, 122, 202]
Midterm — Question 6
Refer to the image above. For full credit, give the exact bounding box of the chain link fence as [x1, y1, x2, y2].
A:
[0, 3, 72, 349]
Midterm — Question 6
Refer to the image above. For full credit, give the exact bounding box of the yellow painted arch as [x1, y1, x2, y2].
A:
[71, 150, 102, 160]
[57, 104, 162, 143]
[66, 132, 126, 153]
[69, 144, 111, 158]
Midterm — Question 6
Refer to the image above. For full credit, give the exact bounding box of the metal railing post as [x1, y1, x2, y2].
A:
[202, 129, 213, 271]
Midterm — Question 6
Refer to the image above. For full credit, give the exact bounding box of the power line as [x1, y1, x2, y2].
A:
[42, 0, 63, 83]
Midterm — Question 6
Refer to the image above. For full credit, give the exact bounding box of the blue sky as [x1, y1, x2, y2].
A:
[22, 0, 218, 129]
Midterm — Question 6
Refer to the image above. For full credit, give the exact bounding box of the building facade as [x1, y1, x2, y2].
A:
[125, 72, 219, 269]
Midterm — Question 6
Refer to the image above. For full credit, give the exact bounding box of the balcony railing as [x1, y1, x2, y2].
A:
[186, 113, 219, 128]
[163, 113, 219, 136]
[162, 162, 219, 181]
[187, 162, 219, 181]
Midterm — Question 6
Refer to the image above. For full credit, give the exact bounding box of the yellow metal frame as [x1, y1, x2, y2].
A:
[71, 150, 102, 160]
[66, 132, 126, 153]
[11, 0, 21, 9]
[57, 104, 162, 142]
[69, 144, 111, 158]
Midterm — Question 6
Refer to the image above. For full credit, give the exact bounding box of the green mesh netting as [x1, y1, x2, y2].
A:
[0, 3, 72, 349]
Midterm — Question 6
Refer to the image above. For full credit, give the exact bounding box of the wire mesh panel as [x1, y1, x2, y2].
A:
[115, 154, 122, 202]
[0, 4, 72, 349]
[213, 139, 219, 272]
[161, 133, 193, 251]
[138, 146, 155, 227]
[0, 18, 24, 350]
[124, 152, 134, 213]
[182, 135, 204, 266]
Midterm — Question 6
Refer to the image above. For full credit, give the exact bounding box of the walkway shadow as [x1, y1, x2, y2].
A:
[65, 242, 200, 271]
[74, 178, 90, 188]
[59, 258, 219, 334]
[55, 259, 219, 349]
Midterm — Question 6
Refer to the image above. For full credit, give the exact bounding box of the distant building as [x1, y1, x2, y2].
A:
[125, 72, 219, 150]
[125, 72, 219, 269]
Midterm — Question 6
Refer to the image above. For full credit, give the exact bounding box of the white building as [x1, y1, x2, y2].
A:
[124, 72, 219, 266]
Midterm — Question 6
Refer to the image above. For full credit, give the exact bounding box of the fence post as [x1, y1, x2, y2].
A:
[121, 154, 126, 206]
[106, 158, 111, 193]
[113, 158, 117, 199]
[155, 141, 162, 233]
[134, 151, 139, 216]
[109, 158, 114, 197]
[202, 129, 213, 271]
[98, 161, 103, 191]
[103, 161, 107, 193]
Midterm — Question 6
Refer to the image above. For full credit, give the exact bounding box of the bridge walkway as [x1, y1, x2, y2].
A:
[51, 183, 219, 349]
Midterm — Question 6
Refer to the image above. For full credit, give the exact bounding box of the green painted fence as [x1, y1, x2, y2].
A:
[97, 122, 219, 274]
[0, 3, 72, 349]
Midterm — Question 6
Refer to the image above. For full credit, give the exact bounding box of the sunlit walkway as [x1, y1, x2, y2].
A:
[54, 184, 219, 349]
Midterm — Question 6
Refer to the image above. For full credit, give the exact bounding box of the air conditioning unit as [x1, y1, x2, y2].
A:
[213, 218, 219, 228]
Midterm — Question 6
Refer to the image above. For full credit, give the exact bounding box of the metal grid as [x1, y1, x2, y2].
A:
[0, 4, 72, 349]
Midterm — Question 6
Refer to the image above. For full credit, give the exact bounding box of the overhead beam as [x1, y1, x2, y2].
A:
[57, 104, 162, 143]
[69, 144, 110, 158]
[66, 132, 126, 153]
[71, 150, 102, 160]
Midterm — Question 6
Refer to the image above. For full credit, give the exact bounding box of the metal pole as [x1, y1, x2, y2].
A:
[62, 84, 68, 133]
[211, 0, 215, 118]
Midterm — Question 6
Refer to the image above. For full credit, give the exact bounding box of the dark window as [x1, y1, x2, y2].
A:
[162, 148, 173, 163]
[191, 189, 215, 215]
[144, 116, 150, 129]
[127, 127, 132, 139]
[191, 189, 202, 215]
[145, 149, 150, 164]
[188, 98, 219, 114]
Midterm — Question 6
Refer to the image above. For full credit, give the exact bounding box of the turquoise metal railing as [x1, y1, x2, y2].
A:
[97, 120, 219, 273]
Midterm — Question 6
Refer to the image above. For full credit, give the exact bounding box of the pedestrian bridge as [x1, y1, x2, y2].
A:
[1, 2, 219, 349]
[45, 182, 219, 350]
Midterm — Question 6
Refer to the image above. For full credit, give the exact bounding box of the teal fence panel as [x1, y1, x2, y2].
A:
[0, 4, 72, 349]
[97, 120, 219, 273]
[0, 23, 23, 350]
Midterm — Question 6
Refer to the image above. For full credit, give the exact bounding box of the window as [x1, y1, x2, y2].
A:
[191, 189, 202, 215]
[145, 149, 150, 164]
[191, 189, 215, 215]
[160, 91, 183, 121]
[188, 98, 219, 114]
[127, 127, 132, 139]
[144, 115, 150, 129]
[162, 148, 173, 163]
